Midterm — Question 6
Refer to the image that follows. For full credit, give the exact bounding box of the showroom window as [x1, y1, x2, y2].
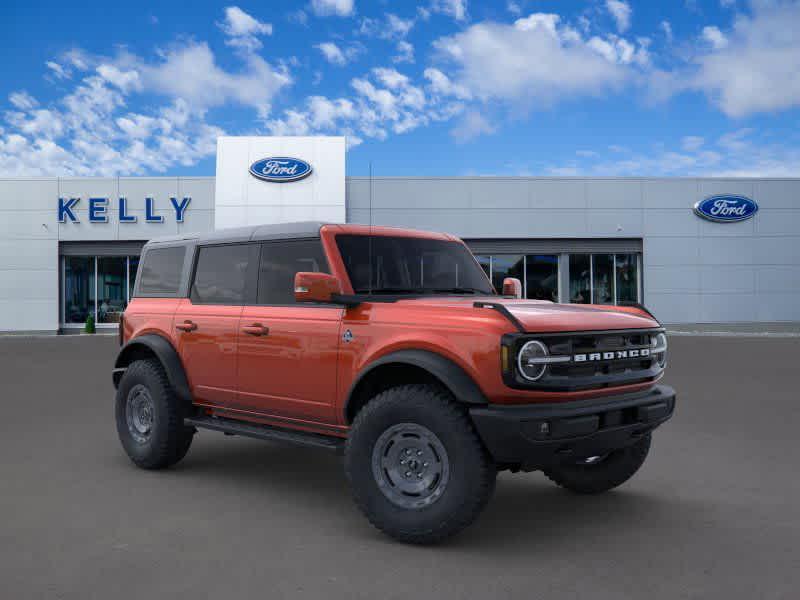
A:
[478, 252, 641, 305]
[61, 255, 141, 328]
[569, 253, 641, 305]
[476, 254, 559, 300]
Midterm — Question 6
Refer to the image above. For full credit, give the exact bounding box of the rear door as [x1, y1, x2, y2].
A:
[234, 239, 343, 424]
[173, 243, 258, 409]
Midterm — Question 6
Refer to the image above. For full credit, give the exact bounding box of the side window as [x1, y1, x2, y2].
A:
[137, 246, 186, 296]
[257, 240, 329, 305]
[190, 244, 252, 305]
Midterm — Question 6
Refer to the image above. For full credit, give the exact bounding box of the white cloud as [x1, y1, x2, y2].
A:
[386, 14, 414, 38]
[218, 6, 273, 51]
[546, 128, 800, 177]
[315, 42, 347, 66]
[9, 91, 38, 111]
[310, 0, 354, 17]
[701, 25, 728, 49]
[660, 20, 673, 42]
[430, 0, 468, 21]
[423, 67, 472, 100]
[6, 108, 65, 139]
[682, 135, 705, 152]
[96, 64, 142, 93]
[266, 66, 462, 144]
[507, 1, 522, 16]
[314, 42, 363, 66]
[139, 42, 290, 116]
[393, 41, 415, 63]
[691, 1, 800, 116]
[0, 26, 289, 175]
[587, 34, 649, 66]
[45, 61, 71, 80]
[720, 0, 736, 7]
[606, 0, 632, 33]
[451, 110, 496, 142]
[372, 67, 410, 90]
[359, 13, 415, 40]
[288, 10, 308, 25]
[432, 13, 640, 107]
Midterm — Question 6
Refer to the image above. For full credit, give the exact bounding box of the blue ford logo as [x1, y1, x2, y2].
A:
[249, 157, 312, 182]
[693, 195, 758, 223]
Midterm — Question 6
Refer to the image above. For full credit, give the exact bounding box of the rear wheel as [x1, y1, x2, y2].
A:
[345, 384, 496, 544]
[115, 358, 194, 469]
[543, 434, 651, 494]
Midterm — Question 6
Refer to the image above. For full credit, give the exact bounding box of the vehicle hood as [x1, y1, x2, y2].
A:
[396, 296, 659, 332]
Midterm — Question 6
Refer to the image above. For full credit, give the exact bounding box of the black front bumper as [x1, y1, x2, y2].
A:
[469, 385, 676, 471]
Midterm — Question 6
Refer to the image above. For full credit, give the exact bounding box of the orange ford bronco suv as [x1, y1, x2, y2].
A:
[114, 222, 675, 544]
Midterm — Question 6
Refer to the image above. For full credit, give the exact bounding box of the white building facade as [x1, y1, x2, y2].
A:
[0, 135, 798, 333]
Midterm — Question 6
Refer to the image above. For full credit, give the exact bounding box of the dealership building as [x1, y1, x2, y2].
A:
[1, 135, 798, 334]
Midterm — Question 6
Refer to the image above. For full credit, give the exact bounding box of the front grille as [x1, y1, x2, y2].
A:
[505, 329, 664, 392]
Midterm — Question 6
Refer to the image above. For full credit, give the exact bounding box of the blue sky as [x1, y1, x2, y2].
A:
[1, 0, 798, 177]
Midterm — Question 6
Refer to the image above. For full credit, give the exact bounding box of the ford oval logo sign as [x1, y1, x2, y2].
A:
[693, 195, 758, 223]
[249, 157, 312, 183]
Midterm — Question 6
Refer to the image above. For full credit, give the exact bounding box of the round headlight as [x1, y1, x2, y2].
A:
[517, 340, 549, 381]
[651, 332, 668, 367]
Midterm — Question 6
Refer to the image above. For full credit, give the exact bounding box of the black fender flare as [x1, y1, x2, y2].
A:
[345, 349, 488, 422]
[113, 334, 193, 406]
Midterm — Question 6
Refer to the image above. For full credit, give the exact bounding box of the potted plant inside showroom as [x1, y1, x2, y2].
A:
[84, 314, 96, 334]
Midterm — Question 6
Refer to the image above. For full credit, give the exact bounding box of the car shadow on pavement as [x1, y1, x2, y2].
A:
[123, 435, 703, 551]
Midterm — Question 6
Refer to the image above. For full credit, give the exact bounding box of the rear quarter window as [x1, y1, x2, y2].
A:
[136, 246, 187, 296]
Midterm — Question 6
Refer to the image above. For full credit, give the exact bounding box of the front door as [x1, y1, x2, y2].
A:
[173, 243, 257, 408]
[233, 240, 342, 425]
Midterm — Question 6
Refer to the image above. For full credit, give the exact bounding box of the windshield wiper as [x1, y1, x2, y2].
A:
[353, 287, 421, 295]
[429, 287, 489, 295]
[353, 287, 492, 296]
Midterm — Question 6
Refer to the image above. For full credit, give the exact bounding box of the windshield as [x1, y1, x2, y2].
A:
[336, 234, 495, 295]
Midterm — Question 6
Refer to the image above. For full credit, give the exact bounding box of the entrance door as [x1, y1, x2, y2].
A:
[173, 243, 257, 408]
[234, 240, 342, 424]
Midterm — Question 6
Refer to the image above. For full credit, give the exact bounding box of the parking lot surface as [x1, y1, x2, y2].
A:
[1, 334, 798, 599]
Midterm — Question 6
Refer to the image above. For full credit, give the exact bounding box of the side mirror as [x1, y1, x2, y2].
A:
[294, 272, 343, 303]
[502, 277, 522, 299]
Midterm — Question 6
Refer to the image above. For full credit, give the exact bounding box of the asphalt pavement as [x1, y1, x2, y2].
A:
[1, 333, 798, 599]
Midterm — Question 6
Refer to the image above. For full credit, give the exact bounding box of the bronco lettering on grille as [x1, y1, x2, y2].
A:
[573, 348, 651, 362]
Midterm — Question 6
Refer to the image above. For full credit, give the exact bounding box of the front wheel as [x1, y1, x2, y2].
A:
[543, 434, 652, 494]
[345, 384, 496, 544]
[115, 358, 194, 470]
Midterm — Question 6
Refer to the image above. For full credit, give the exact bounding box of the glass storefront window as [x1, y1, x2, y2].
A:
[97, 257, 127, 323]
[463, 249, 641, 306]
[615, 254, 638, 303]
[525, 255, 558, 301]
[64, 256, 95, 324]
[62, 254, 142, 327]
[491, 255, 524, 294]
[592, 254, 615, 304]
[569, 254, 591, 304]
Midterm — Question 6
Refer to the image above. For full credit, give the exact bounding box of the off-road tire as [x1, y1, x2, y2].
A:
[115, 358, 194, 470]
[544, 434, 652, 494]
[345, 384, 496, 544]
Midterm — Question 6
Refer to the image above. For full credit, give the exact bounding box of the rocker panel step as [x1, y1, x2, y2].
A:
[185, 415, 344, 453]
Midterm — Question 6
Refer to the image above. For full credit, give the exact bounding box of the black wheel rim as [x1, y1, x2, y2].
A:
[371, 423, 450, 509]
[126, 384, 154, 444]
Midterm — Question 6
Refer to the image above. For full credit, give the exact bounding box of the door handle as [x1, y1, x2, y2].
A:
[175, 320, 197, 332]
[242, 324, 269, 336]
